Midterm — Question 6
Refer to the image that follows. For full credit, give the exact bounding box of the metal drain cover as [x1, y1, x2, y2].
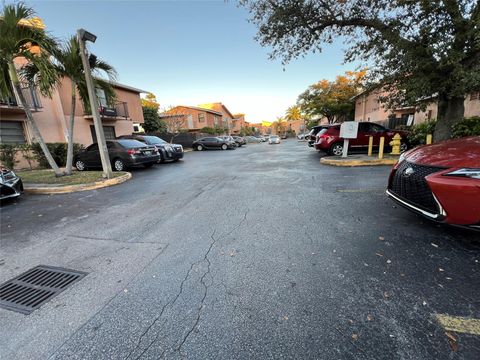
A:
[0, 265, 87, 314]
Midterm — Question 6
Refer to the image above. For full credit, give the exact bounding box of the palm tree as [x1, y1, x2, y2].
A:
[0, 4, 61, 175]
[284, 105, 302, 122]
[25, 36, 117, 175]
[273, 117, 286, 135]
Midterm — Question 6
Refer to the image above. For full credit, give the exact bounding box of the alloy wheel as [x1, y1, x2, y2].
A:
[114, 159, 125, 171]
[331, 144, 343, 156]
[75, 160, 85, 171]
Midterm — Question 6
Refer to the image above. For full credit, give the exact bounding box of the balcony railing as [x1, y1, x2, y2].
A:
[97, 102, 129, 120]
[0, 85, 41, 110]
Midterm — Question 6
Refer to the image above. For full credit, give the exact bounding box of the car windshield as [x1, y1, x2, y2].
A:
[117, 139, 147, 148]
[142, 136, 167, 145]
[317, 129, 328, 136]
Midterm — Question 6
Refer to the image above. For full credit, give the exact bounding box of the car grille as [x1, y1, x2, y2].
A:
[389, 161, 446, 213]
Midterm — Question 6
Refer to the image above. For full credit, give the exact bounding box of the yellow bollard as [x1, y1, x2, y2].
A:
[368, 136, 373, 156]
[389, 133, 402, 155]
[378, 137, 385, 159]
[426, 134, 433, 145]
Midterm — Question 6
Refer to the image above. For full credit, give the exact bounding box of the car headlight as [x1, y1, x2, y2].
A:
[398, 152, 406, 163]
[164, 146, 173, 152]
[443, 168, 480, 179]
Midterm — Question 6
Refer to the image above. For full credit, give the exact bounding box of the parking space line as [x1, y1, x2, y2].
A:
[435, 314, 480, 336]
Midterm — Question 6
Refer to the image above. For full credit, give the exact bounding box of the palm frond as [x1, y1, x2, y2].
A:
[1, 3, 60, 97]
[91, 59, 117, 81]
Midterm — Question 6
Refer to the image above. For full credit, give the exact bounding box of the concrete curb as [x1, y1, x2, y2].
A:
[24, 172, 132, 194]
[320, 157, 398, 167]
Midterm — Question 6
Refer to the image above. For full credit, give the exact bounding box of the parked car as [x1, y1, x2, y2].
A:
[280, 134, 287, 139]
[244, 136, 262, 143]
[75, 140, 160, 171]
[118, 134, 183, 162]
[0, 168, 23, 201]
[232, 136, 247, 146]
[256, 135, 267, 142]
[218, 136, 239, 148]
[314, 122, 409, 155]
[307, 125, 330, 147]
[192, 137, 236, 151]
[268, 135, 281, 144]
[297, 133, 309, 140]
[262, 135, 270, 142]
[387, 136, 480, 230]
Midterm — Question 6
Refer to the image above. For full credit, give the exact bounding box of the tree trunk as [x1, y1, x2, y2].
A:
[64, 80, 77, 176]
[434, 95, 465, 141]
[8, 62, 62, 177]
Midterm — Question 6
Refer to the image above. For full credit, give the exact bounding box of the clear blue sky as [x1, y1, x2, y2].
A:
[24, 0, 355, 122]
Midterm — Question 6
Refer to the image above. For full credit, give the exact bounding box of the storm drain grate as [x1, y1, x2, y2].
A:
[0, 265, 87, 314]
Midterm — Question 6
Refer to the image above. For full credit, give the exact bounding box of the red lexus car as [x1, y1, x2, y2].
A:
[314, 122, 409, 155]
[387, 136, 480, 230]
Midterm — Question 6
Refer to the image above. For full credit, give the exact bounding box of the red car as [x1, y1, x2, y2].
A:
[387, 136, 480, 230]
[314, 122, 409, 155]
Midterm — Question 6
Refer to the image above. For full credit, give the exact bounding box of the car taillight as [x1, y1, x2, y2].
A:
[128, 148, 141, 155]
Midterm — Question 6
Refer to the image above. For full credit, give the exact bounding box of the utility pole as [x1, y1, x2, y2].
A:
[77, 28, 113, 179]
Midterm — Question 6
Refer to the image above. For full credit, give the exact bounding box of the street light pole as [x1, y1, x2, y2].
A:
[77, 28, 113, 179]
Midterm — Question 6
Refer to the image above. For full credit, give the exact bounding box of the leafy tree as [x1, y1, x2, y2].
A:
[0, 4, 61, 175]
[24, 36, 117, 175]
[141, 92, 160, 109]
[240, 0, 480, 140]
[142, 106, 167, 133]
[297, 71, 366, 124]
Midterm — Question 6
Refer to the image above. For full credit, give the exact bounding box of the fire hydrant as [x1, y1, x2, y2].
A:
[390, 133, 402, 155]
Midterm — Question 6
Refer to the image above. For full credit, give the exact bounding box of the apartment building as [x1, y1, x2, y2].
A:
[353, 88, 480, 127]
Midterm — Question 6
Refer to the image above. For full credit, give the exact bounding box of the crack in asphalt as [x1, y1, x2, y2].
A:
[125, 209, 250, 359]
[47, 243, 170, 360]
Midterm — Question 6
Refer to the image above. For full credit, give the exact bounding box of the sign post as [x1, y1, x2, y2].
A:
[339, 121, 359, 158]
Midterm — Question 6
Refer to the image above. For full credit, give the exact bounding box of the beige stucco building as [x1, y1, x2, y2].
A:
[0, 76, 146, 147]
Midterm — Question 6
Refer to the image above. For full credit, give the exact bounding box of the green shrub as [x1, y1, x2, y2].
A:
[405, 120, 437, 146]
[17, 144, 35, 170]
[200, 126, 227, 135]
[451, 116, 480, 138]
[0, 144, 18, 169]
[31, 143, 85, 168]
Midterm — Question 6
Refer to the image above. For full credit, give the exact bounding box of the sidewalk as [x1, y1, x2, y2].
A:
[320, 154, 399, 166]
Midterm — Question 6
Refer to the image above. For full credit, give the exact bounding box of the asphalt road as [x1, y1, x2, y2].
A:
[1, 140, 479, 360]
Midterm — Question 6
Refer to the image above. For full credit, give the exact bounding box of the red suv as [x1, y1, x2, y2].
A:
[387, 136, 480, 230]
[314, 122, 409, 155]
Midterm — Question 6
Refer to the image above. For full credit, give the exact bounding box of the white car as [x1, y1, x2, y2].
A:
[268, 135, 280, 144]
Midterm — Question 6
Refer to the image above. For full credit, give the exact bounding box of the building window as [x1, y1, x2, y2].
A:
[95, 89, 108, 107]
[198, 113, 205, 122]
[0, 121, 26, 144]
[90, 125, 116, 143]
[214, 116, 219, 126]
[470, 92, 480, 101]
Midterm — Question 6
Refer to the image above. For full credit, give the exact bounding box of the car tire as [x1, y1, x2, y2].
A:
[113, 158, 126, 171]
[196, 144, 203, 151]
[221, 144, 228, 150]
[75, 159, 86, 171]
[330, 142, 344, 156]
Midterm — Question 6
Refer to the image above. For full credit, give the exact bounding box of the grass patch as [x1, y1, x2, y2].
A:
[17, 169, 126, 185]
